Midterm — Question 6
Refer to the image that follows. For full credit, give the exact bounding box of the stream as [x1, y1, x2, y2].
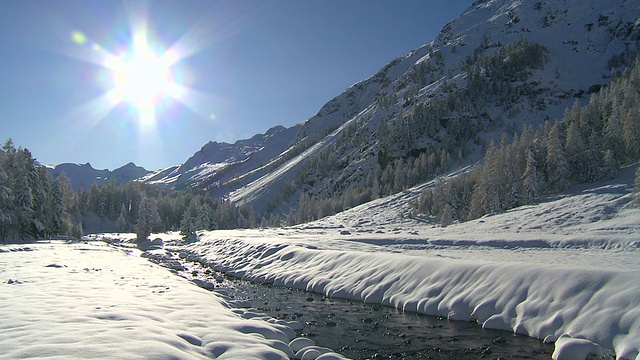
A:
[143, 249, 554, 360]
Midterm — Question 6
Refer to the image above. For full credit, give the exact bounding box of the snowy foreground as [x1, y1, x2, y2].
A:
[0, 241, 346, 359]
[105, 167, 638, 360]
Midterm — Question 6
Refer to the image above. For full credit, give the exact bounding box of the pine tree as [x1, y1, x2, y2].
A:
[116, 205, 128, 232]
[522, 148, 541, 202]
[601, 149, 619, 180]
[56, 171, 75, 212]
[634, 167, 640, 207]
[12, 149, 35, 238]
[136, 196, 153, 242]
[180, 201, 198, 237]
[546, 123, 570, 192]
[622, 107, 640, 159]
[87, 182, 100, 213]
[440, 204, 453, 226]
[0, 166, 13, 241]
[196, 201, 217, 231]
[603, 112, 625, 163]
[45, 170, 65, 237]
[565, 121, 586, 180]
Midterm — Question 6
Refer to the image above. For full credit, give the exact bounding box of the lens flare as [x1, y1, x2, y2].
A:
[71, 31, 86, 45]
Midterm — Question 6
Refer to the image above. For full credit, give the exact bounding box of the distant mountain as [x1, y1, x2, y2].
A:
[47, 162, 151, 190]
[140, 0, 640, 219]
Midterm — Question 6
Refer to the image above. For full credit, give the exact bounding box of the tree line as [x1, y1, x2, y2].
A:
[0, 140, 255, 241]
[0, 140, 80, 240]
[414, 58, 640, 225]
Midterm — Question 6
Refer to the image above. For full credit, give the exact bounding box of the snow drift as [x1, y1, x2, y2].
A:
[0, 241, 346, 360]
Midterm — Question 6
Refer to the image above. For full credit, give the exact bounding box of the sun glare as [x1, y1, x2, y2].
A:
[64, 9, 220, 133]
[103, 33, 180, 126]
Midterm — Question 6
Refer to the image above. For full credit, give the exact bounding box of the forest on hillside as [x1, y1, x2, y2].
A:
[414, 58, 640, 225]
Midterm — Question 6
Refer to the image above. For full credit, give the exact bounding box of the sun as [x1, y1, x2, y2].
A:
[65, 15, 217, 133]
[104, 33, 182, 126]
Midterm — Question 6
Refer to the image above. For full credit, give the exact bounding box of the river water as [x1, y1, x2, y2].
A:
[143, 249, 553, 360]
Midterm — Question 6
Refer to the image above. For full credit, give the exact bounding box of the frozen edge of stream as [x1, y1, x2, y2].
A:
[171, 233, 640, 360]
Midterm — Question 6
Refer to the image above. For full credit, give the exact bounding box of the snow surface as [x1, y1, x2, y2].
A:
[0, 241, 346, 359]
[96, 164, 640, 360]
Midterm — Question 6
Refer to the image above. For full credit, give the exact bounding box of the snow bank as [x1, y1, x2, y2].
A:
[0, 241, 306, 359]
[182, 233, 640, 359]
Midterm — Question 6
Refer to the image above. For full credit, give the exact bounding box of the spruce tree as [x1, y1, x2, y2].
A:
[546, 123, 570, 192]
[0, 167, 13, 241]
[136, 196, 152, 242]
[12, 149, 34, 238]
[634, 167, 640, 207]
[522, 148, 541, 202]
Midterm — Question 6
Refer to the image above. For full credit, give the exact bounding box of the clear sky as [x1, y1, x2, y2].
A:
[0, 0, 471, 171]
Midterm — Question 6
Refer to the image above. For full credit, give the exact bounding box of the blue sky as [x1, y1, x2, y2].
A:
[0, 0, 471, 171]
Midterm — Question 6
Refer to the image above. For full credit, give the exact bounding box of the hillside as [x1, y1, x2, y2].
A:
[139, 0, 640, 221]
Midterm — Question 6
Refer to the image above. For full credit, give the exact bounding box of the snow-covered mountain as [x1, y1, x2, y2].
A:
[142, 0, 640, 217]
[47, 162, 151, 190]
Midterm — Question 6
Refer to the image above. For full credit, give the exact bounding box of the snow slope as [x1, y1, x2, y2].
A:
[153, 164, 640, 360]
[0, 241, 344, 359]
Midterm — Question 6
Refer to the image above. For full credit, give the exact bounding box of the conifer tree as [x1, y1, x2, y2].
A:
[0, 167, 13, 241]
[440, 203, 453, 227]
[634, 167, 640, 207]
[180, 202, 198, 237]
[546, 123, 570, 192]
[601, 149, 619, 180]
[45, 170, 65, 237]
[622, 107, 640, 159]
[522, 148, 541, 202]
[56, 171, 75, 212]
[116, 205, 128, 232]
[12, 149, 35, 238]
[136, 196, 153, 242]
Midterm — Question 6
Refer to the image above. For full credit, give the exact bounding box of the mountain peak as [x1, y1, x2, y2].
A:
[48, 162, 151, 190]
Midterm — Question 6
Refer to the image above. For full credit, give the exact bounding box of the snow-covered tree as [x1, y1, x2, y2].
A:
[116, 204, 128, 232]
[44, 169, 65, 237]
[136, 196, 153, 242]
[12, 149, 35, 238]
[546, 123, 570, 192]
[196, 200, 217, 231]
[87, 182, 100, 213]
[56, 171, 75, 212]
[522, 148, 541, 202]
[0, 166, 13, 241]
[440, 203, 453, 227]
[634, 167, 640, 207]
[601, 149, 619, 180]
[180, 202, 198, 237]
[622, 107, 640, 160]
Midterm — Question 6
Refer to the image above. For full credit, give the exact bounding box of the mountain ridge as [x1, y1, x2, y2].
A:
[47, 161, 151, 190]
